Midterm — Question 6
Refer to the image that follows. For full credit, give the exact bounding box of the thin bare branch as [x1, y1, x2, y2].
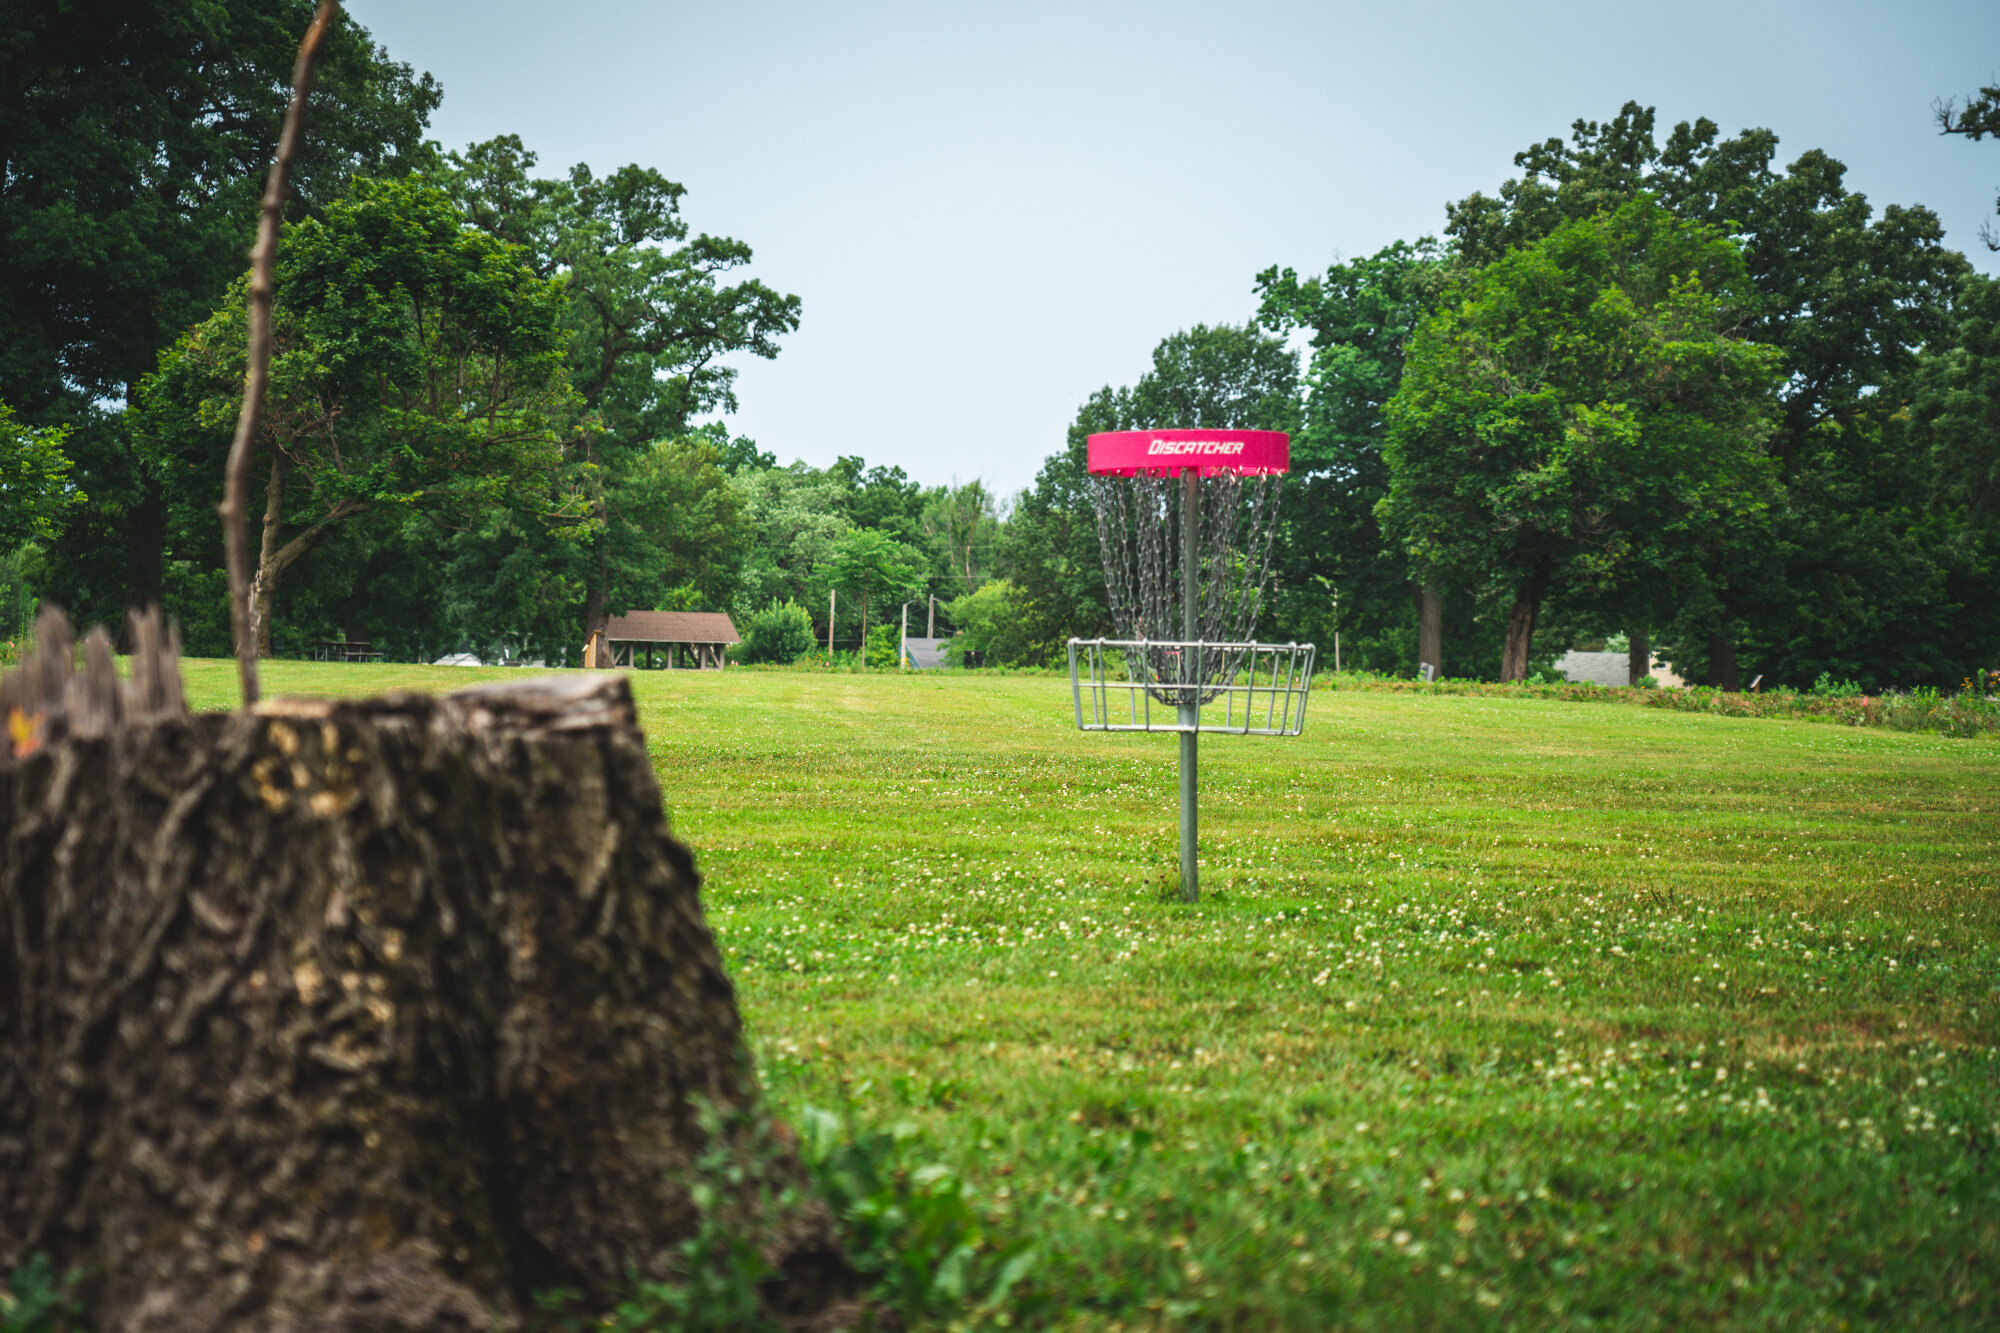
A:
[220, 0, 339, 708]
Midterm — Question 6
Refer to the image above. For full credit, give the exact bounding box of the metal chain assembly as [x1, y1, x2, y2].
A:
[1090, 470, 1282, 703]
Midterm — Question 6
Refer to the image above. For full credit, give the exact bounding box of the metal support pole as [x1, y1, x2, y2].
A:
[1179, 468, 1200, 903]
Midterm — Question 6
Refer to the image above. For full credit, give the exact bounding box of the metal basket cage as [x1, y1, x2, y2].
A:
[1068, 637, 1316, 735]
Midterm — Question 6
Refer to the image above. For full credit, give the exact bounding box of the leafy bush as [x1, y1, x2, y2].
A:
[737, 599, 816, 665]
[943, 580, 1033, 667]
[1809, 671, 1864, 698]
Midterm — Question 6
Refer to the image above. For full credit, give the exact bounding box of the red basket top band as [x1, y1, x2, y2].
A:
[1086, 429, 1290, 478]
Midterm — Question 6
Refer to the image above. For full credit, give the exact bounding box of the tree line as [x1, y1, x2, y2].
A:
[2, 6, 1995, 688]
[992, 101, 2000, 689]
[0, 2, 1014, 667]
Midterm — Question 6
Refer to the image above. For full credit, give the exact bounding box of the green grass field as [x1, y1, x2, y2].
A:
[185, 662, 2000, 1330]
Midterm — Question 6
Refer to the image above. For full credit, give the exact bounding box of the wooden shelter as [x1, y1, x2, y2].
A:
[592, 610, 740, 669]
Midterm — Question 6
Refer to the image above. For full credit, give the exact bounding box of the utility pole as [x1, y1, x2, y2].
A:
[1178, 469, 1199, 903]
[900, 602, 909, 670]
[1332, 586, 1341, 673]
[927, 594, 936, 638]
[827, 589, 836, 655]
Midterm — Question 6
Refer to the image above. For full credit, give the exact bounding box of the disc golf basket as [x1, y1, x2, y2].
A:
[1069, 429, 1316, 902]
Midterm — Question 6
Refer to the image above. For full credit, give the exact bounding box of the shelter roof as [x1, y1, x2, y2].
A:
[604, 611, 741, 644]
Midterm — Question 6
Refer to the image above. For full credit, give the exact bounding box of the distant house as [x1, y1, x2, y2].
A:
[591, 611, 740, 670]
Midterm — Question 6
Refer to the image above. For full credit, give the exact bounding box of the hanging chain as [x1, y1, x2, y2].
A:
[1091, 470, 1283, 704]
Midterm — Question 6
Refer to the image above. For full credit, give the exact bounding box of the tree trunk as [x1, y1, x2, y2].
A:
[1415, 584, 1443, 679]
[249, 457, 361, 660]
[582, 568, 609, 668]
[121, 473, 165, 651]
[1499, 571, 1548, 682]
[1628, 627, 1650, 687]
[1709, 627, 1740, 691]
[0, 609, 855, 1331]
[252, 450, 293, 657]
[580, 433, 612, 668]
[121, 379, 166, 653]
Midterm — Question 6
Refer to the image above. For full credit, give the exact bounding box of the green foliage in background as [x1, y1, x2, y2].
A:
[130, 173, 577, 655]
[0, 406, 80, 551]
[1383, 196, 1783, 679]
[943, 579, 1036, 667]
[6, 0, 440, 632]
[830, 527, 924, 650]
[1441, 102, 1977, 687]
[1255, 241, 1483, 673]
[738, 599, 818, 665]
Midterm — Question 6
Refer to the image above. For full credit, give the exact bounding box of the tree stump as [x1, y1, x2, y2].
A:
[0, 611, 853, 1330]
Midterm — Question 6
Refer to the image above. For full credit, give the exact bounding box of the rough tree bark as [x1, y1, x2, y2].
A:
[1499, 567, 1549, 682]
[0, 608, 854, 1331]
[1412, 583, 1443, 678]
[1627, 627, 1651, 688]
[1708, 628, 1740, 691]
[122, 476, 166, 650]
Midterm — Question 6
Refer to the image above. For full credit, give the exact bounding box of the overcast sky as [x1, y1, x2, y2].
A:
[350, 0, 2000, 497]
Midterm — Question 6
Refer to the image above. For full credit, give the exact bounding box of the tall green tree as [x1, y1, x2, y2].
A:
[1255, 241, 1474, 673]
[1912, 272, 2000, 536]
[429, 432, 745, 664]
[1871, 270, 2000, 687]
[922, 480, 1003, 594]
[599, 433, 748, 617]
[1442, 102, 1965, 685]
[441, 136, 800, 648]
[2, 0, 439, 624]
[729, 463, 855, 619]
[132, 176, 576, 655]
[1383, 198, 1782, 680]
[829, 527, 922, 655]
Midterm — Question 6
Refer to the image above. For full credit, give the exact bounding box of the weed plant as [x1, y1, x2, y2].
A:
[0, 1256, 81, 1333]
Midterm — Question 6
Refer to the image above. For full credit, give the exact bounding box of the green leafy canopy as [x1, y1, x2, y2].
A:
[1382, 196, 1784, 673]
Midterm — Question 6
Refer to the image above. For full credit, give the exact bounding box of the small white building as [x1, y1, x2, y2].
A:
[1553, 650, 1685, 688]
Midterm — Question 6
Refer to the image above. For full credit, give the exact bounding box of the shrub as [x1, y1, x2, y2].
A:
[1809, 671, 1864, 698]
[738, 599, 816, 665]
[942, 580, 1032, 667]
